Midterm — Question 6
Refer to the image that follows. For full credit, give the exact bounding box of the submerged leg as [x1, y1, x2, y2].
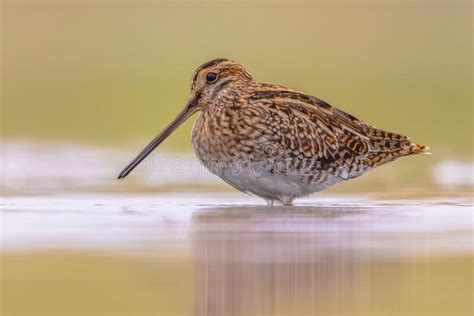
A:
[265, 199, 276, 206]
[280, 196, 294, 207]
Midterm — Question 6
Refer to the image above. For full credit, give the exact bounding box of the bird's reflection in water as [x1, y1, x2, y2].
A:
[191, 205, 370, 316]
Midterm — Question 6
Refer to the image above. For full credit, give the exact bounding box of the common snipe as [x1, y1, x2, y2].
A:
[118, 59, 428, 206]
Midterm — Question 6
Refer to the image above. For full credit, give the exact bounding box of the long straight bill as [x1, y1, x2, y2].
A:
[117, 102, 197, 179]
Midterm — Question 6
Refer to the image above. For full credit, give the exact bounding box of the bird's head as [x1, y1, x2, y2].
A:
[188, 58, 254, 109]
[118, 58, 252, 179]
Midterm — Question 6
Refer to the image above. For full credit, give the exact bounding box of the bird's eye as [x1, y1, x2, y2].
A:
[206, 72, 218, 83]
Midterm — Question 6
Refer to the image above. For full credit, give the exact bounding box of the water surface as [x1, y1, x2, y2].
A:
[1, 193, 472, 315]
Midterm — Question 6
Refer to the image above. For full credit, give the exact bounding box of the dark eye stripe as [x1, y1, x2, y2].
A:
[191, 58, 229, 88]
[216, 77, 233, 89]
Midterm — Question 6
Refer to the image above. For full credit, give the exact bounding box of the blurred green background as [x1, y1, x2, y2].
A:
[2, 1, 472, 157]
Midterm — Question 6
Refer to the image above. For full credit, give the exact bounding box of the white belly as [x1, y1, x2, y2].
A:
[206, 162, 344, 205]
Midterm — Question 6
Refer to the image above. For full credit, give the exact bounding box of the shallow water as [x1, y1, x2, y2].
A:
[1, 193, 473, 315]
[1, 193, 472, 254]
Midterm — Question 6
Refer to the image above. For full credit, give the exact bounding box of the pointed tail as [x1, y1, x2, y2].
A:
[407, 143, 431, 155]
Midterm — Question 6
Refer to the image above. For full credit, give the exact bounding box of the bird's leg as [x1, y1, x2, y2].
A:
[265, 199, 276, 206]
[281, 196, 294, 207]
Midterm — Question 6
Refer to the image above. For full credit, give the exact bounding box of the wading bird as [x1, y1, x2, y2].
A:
[118, 59, 428, 206]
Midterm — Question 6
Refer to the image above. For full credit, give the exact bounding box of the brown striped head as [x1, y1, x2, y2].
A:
[189, 58, 254, 107]
[117, 58, 252, 179]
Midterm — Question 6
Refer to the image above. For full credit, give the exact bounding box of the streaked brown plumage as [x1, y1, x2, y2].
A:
[118, 58, 428, 206]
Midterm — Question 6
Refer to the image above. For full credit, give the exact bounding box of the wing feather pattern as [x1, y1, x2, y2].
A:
[249, 85, 425, 174]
